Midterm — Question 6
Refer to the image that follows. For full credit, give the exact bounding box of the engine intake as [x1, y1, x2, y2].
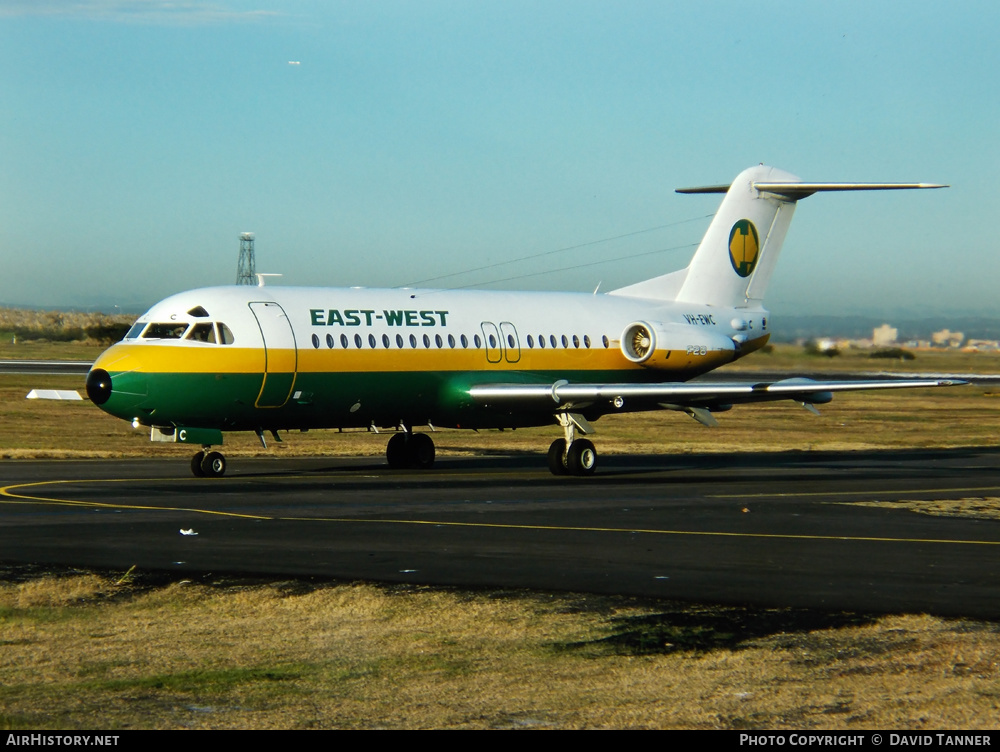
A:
[620, 320, 739, 370]
[621, 322, 656, 363]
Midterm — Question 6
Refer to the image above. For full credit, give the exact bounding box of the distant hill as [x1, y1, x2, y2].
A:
[768, 315, 1000, 343]
[0, 307, 134, 345]
[2, 304, 997, 346]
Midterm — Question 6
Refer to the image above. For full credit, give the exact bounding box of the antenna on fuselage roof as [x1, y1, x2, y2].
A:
[255, 273, 283, 287]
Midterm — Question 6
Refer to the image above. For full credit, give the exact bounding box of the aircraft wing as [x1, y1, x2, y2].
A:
[468, 377, 964, 420]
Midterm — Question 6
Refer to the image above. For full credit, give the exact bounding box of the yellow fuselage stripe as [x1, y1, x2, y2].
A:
[94, 342, 737, 376]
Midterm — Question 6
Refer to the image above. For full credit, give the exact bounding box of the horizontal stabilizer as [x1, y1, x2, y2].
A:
[26, 389, 83, 401]
[613, 166, 951, 307]
[677, 181, 948, 198]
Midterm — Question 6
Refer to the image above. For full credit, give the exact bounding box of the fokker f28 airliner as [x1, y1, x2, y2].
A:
[84, 165, 957, 477]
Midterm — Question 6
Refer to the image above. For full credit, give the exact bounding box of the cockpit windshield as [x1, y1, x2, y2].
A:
[124, 322, 145, 340]
[131, 320, 234, 343]
[141, 323, 188, 339]
[187, 323, 217, 343]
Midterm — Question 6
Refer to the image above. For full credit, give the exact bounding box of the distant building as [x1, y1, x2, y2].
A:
[872, 324, 898, 347]
[965, 339, 1000, 352]
[932, 329, 964, 348]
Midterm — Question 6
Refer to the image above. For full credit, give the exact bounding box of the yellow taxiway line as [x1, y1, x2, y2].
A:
[2, 476, 998, 548]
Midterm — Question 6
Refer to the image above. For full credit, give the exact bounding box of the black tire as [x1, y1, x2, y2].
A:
[201, 451, 226, 478]
[386, 433, 409, 469]
[191, 451, 206, 477]
[409, 433, 435, 469]
[566, 439, 597, 476]
[547, 439, 568, 475]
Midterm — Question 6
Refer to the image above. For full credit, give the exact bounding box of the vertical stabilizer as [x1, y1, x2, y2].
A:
[609, 165, 945, 307]
[609, 165, 799, 306]
[674, 165, 799, 308]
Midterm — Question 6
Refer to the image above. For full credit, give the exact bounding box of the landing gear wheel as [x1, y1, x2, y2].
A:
[566, 439, 597, 476]
[386, 433, 409, 469]
[547, 439, 568, 475]
[191, 451, 206, 477]
[200, 451, 226, 478]
[409, 433, 435, 469]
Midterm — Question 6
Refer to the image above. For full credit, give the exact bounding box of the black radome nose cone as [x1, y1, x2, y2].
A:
[86, 368, 112, 405]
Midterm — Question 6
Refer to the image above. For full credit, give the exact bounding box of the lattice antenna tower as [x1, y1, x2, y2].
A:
[236, 232, 256, 285]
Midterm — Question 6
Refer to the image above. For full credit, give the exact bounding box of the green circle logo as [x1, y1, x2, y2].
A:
[729, 219, 759, 278]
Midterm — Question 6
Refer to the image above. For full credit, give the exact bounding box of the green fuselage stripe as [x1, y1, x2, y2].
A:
[100, 366, 711, 431]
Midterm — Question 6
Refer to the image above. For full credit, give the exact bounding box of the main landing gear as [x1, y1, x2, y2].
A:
[548, 438, 597, 476]
[548, 413, 598, 476]
[386, 430, 436, 469]
[191, 449, 226, 478]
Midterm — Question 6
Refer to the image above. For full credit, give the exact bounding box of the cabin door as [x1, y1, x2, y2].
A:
[249, 302, 298, 408]
[499, 322, 521, 363]
[481, 322, 502, 363]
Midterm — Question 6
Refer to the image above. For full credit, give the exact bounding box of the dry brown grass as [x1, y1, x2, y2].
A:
[3, 345, 1000, 729]
[0, 571, 997, 729]
[848, 498, 1000, 521]
[4, 341, 1000, 458]
[2, 373, 998, 459]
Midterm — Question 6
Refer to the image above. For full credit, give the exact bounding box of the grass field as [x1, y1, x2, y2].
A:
[1, 342, 999, 729]
[3, 342, 1000, 460]
[1, 568, 998, 730]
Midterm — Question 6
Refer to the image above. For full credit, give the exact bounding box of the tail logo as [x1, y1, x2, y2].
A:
[728, 219, 760, 278]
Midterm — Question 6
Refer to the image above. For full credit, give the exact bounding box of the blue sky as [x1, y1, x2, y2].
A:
[1, 0, 996, 317]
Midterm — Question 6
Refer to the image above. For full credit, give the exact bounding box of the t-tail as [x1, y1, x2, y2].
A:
[610, 164, 947, 307]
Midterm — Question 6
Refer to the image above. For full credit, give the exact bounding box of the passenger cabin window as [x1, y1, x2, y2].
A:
[142, 323, 188, 339]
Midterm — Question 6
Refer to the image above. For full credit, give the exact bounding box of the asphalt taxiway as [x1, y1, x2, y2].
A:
[1, 449, 998, 617]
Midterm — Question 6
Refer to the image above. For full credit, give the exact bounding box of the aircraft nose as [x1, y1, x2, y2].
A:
[86, 368, 113, 405]
[86, 346, 149, 419]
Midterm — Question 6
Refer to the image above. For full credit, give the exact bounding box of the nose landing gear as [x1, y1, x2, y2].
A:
[191, 450, 227, 477]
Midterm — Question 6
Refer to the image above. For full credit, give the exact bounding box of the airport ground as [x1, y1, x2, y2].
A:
[1, 343, 999, 729]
